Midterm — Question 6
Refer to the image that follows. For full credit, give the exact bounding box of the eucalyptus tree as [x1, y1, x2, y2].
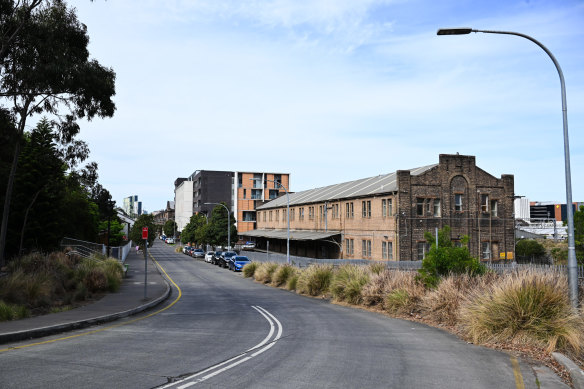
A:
[0, 0, 116, 266]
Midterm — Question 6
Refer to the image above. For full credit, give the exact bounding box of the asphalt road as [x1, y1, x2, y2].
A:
[0, 241, 542, 388]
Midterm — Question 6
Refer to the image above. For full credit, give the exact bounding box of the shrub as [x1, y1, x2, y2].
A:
[0, 300, 29, 321]
[103, 259, 124, 292]
[418, 226, 485, 288]
[420, 273, 498, 326]
[85, 268, 108, 293]
[459, 270, 584, 352]
[362, 269, 423, 309]
[254, 262, 279, 284]
[243, 262, 259, 278]
[296, 265, 333, 296]
[330, 265, 370, 304]
[286, 274, 299, 291]
[273, 264, 296, 287]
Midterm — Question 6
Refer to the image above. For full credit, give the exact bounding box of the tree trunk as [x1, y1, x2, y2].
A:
[19, 188, 43, 255]
[0, 140, 22, 267]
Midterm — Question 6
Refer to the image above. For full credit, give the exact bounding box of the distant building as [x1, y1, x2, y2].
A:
[173, 170, 290, 235]
[123, 195, 143, 218]
[153, 201, 175, 225]
[244, 154, 515, 262]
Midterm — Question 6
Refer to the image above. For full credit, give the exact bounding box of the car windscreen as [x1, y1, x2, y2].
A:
[235, 257, 249, 262]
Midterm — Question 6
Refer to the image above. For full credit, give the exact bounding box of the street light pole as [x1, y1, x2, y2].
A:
[437, 27, 578, 307]
[204, 202, 231, 251]
[252, 178, 290, 264]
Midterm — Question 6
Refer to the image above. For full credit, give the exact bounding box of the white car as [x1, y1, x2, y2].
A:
[166, 237, 175, 244]
[204, 251, 214, 263]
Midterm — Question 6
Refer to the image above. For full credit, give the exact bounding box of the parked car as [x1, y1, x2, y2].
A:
[212, 251, 223, 265]
[242, 242, 256, 250]
[192, 248, 205, 259]
[166, 237, 174, 244]
[182, 246, 189, 254]
[184, 246, 194, 256]
[161, 235, 166, 241]
[204, 251, 214, 263]
[229, 255, 250, 271]
[219, 251, 237, 268]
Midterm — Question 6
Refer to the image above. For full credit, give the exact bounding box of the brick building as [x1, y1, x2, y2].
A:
[244, 154, 515, 261]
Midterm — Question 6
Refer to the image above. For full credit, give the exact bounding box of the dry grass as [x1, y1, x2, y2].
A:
[254, 262, 279, 284]
[420, 272, 498, 326]
[330, 265, 370, 304]
[272, 264, 297, 287]
[296, 264, 333, 296]
[361, 270, 424, 312]
[459, 270, 584, 353]
[242, 261, 259, 278]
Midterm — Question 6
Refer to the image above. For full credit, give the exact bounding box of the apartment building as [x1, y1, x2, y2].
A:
[245, 154, 515, 262]
[174, 170, 290, 235]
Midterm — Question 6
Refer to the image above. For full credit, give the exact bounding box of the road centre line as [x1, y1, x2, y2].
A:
[161, 305, 283, 388]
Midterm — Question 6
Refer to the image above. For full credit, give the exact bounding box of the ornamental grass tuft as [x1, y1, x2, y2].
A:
[296, 264, 333, 296]
[330, 265, 370, 304]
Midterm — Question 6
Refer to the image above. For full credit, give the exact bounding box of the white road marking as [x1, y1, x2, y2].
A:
[160, 305, 283, 388]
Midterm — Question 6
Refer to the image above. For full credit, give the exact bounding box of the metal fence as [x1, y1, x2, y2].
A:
[60, 237, 132, 263]
[241, 250, 422, 270]
[241, 249, 583, 279]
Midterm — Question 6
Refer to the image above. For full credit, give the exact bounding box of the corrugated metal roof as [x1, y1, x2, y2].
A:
[243, 229, 341, 241]
[258, 164, 437, 210]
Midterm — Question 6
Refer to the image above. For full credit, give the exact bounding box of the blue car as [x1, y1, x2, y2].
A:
[229, 256, 250, 272]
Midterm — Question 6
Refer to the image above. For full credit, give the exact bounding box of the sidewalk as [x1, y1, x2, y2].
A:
[0, 246, 170, 344]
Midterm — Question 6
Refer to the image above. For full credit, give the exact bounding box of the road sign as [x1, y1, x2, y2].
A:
[142, 227, 148, 240]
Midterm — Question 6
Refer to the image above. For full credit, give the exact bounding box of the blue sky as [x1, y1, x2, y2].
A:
[73, 0, 584, 212]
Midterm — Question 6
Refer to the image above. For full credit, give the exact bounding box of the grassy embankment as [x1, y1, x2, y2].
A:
[0, 251, 124, 321]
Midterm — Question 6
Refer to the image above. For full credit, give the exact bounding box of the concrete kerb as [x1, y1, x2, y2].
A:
[0, 262, 172, 345]
[552, 352, 584, 389]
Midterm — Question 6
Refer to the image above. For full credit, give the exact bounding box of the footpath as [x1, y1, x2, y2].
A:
[0, 246, 170, 344]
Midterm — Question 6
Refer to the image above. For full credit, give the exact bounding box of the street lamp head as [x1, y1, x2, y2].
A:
[437, 28, 473, 35]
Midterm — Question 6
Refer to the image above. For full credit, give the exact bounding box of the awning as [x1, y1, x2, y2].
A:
[242, 229, 341, 241]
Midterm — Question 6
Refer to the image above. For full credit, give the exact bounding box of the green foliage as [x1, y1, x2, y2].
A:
[418, 225, 486, 288]
[515, 239, 546, 259]
[0, 300, 30, 321]
[272, 264, 296, 287]
[206, 203, 237, 248]
[254, 262, 279, 284]
[130, 214, 156, 248]
[163, 219, 177, 237]
[181, 214, 207, 246]
[98, 218, 125, 247]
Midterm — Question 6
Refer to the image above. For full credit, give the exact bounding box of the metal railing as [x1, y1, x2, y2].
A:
[60, 237, 132, 263]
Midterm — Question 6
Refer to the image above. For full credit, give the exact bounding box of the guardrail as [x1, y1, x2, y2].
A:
[61, 237, 132, 263]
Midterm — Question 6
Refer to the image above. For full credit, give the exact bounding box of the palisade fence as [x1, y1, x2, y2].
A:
[60, 237, 133, 263]
[242, 250, 583, 279]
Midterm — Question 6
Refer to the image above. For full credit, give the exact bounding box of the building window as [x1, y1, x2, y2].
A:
[309, 206, 314, 220]
[481, 194, 489, 213]
[433, 199, 441, 217]
[490, 200, 498, 217]
[238, 175, 242, 188]
[346, 202, 354, 219]
[276, 210, 279, 222]
[362, 201, 371, 218]
[319, 205, 324, 220]
[274, 174, 281, 187]
[269, 211, 272, 222]
[251, 189, 262, 200]
[416, 198, 425, 216]
[263, 211, 266, 222]
[387, 198, 393, 216]
[299, 207, 304, 221]
[362, 240, 372, 257]
[455, 194, 463, 212]
[242, 211, 256, 222]
[243, 189, 246, 199]
[417, 242, 430, 260]
[382, 241, 393, 260]
[269, 189, 279, 199]
[382, 199, 393, 217]
[253, 174, 262, 188]
[332, 204, 339, 219]
[345, 239, 354, 255]
[290, 208, 295, 221]
[481, 242, 491, 260]
[382, 199, 387, 217]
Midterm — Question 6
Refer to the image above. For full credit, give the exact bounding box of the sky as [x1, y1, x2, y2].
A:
[71, 0, 584, 213]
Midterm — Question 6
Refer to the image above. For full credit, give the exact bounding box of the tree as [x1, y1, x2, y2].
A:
[206, 203, 237, 248]
[515, 239, 546, 261]
[0, 0, 116, 266]
[163, 219, 177, 237]
[181, 214, 207, 246]
[418, 225, 486, 288]
[129, 214, 155, 249]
